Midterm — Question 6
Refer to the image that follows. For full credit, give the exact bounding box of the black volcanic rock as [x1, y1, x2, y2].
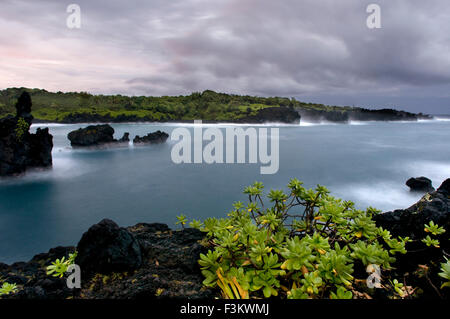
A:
[1, 221, 214, 299]
[133, 130, 169, 144]
[374, 179, 450, 239]
[67, 124, 129, 147]
[76, 219, 142, 274]
[118, 132, 130, 142]
[68, 124, 114, 146]
[15, 92, 33, 124]
[406, 176, 435, 193]
[0, 92, 53, 176]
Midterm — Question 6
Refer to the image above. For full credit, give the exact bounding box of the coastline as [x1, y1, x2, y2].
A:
[1, 178, 449, 299]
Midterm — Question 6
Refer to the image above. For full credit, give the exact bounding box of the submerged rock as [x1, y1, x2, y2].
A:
[0, 92, 53, 176]
[133, 130, 169, 144]
[67, 124, 129, 147]
[406, 176, 435, 193]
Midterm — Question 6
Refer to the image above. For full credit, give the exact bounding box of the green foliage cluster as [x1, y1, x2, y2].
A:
[439, 258, 450, 289]
[0, 87, 356, 122]
[180, 179, 448, 299]
[46, 251, 77, 278]
[0, 282, 17, 296]
[14, 117, 29, 142]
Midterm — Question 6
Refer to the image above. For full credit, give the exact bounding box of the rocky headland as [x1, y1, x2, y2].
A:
[297, 107, 432, 123]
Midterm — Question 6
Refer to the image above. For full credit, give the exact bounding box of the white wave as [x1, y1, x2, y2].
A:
[299, 120, 339, 126]
[348, 121, 369, 125]
[335, 182, 423, 212]
[30, 123, 67, 128]
[401, 161, 450, 186]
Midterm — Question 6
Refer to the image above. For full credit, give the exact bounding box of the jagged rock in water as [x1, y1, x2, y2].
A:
[406, 176, 435, 193]
[118, 132, 130, 142]
[67, 124, 129, 147]
[0, 92, 53, 176]
[133, 130, 169, 144]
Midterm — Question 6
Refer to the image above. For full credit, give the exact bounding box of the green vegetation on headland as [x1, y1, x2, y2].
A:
[0, 87, 430, 123]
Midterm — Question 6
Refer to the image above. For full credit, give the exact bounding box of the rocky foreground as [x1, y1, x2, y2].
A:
[1, 179, 448, 299]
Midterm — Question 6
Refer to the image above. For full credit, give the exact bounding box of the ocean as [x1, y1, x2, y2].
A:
[1, 119, 449, 263]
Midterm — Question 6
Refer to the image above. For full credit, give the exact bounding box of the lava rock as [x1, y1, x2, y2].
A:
[67, 124, 130, 147]
[67, 124, 116, 147]
[118, 132, 130, 142]
[406, 176, 435, 192]
[0, 92, 53, 176]
[133, 130, 169, 144]
[374, 178, 449, 239]
[15, 92, 33, 124]
[76, 219, 142, 274]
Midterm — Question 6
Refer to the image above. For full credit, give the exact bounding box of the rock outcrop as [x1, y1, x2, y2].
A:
[0, 220, 214, 299]
[374, 179, 449, 240]
[76, 219, 142, 274]
[406, 176, 435, 193]
[67, 124, 129, 147]
[0, 92, 53, 176]
[133, 130, 169, 145]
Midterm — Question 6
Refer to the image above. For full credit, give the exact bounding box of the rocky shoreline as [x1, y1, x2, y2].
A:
[1, 178, 448, 299]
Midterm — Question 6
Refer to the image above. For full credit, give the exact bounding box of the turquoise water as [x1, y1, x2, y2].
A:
[1, 120, 450, 263]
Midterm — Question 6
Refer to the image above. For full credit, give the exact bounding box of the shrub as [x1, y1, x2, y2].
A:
[14, 117, 29, 142]
[189, 179, 419, 299]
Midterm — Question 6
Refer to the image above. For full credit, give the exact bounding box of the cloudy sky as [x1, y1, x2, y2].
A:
[1, 0, 449, 114]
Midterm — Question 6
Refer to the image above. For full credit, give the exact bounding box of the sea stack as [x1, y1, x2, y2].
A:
[0, 92, 53, 176]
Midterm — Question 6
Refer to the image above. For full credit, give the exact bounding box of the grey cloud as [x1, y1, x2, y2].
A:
[0, 0, 449, 113]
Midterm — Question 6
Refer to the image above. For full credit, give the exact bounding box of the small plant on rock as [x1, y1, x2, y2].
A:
[46, 251, 78, 278]
[0, 282, 18, 296]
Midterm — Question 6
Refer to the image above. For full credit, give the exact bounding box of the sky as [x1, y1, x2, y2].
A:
[0, 0, 449, 114]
